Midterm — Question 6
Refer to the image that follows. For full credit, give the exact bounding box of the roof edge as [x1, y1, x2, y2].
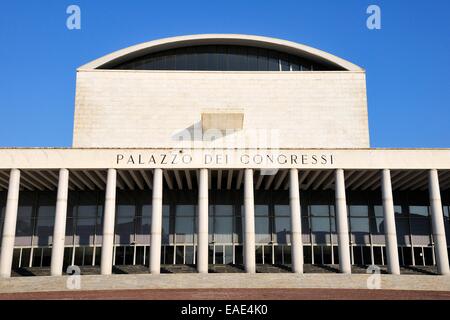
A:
[78, 34, 364, 71]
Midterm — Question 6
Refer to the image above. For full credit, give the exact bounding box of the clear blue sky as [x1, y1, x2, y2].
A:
[0, 0, 449, 148]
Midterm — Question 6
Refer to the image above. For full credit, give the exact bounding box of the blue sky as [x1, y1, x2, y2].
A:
[0, 0, 449, 148]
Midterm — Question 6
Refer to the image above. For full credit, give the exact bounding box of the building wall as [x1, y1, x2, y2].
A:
[73, 70, 369, 148]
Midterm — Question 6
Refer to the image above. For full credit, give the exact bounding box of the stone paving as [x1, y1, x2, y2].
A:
[1, 270, 449, 294]
[2, 288, 450, 300]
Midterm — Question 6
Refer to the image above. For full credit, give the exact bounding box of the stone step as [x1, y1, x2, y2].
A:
[10, 264, 439, 277]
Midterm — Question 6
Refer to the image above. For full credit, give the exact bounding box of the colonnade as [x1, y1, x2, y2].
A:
[0, 168, 448, 277]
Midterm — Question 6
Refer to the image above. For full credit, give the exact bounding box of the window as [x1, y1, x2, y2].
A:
[15, 192, 35, 247]
[443, 206, 449, 218]
[371, 206, 385, 236]
[373, 246, 383, 265]
[0, 193, 5, 248]
[225, 245, 233, 264]
[107, 45, 342, 71]
[444, 206, 450, 244]
[254, 205, 271, 243]
[311, 217, 330, 233]
[323, 246, 332, 264]
[35, 192, 56, 247]
[76, 192, 99, 246]
[349, 205, 370, 245]
[409, 206, 429, 217]
[136, 204, 151, 245]
[303, 245, 312, 264]
[349, 205, 369, 217]
[135, 246, 146, 266]
[350, 218, 370, 233]
[185, 246, 195, 264]
[211, 205, 233, 243]
[175, 205, 196, 244]
[163, 246, 174, 265]
[310, 205, 332, 244]
[162, 205, 170, 244]
[409, 206, 431, 246]
[279, 53, 290, 71]
[274, 205, 290, 244]
[394, 205, 410, 245]
[116, 194, 136, 245]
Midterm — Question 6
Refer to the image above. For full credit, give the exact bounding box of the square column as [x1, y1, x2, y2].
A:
[335, 169, 351, 274]
[50, 169, 70, 276]
[100, 169, 117, 275]
[197, 169, 209, 273]
[149, 168, 163, 274]
[428, 169, 450, 275]
[0, 169, 21, 278]
[381, 169, 401, 275]
[289, 169, 303, 274]
[244, 169, 256, 273]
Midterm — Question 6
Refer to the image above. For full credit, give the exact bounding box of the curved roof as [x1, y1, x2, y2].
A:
[79, 34, 363, 71]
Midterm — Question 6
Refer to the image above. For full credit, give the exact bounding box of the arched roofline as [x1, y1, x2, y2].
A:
[78, 34, 363, 71]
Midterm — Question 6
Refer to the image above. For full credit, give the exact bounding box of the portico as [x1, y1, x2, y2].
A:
[0, 148, 449, 278]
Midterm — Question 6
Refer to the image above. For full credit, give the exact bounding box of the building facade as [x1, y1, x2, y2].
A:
[0, 34, 449, 278]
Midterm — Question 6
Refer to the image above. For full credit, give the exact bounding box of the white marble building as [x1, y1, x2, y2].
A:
[0, 35, 449, 278]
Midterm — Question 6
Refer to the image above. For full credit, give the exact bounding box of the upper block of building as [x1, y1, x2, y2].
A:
[73, 34, 369, 149]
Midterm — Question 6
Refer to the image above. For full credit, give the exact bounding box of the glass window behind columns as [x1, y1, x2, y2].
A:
[136, 194, 151, 245]
[274, 205, 290, 244]
[306, 190, 336, 247]
[175, 205, 196, 244]
[348, 205, 370, 245]
[446, 204, 450, 263]
[372, 206, 386, 245]
[15, 192, 35, 247]
[409, 205, 432, 246]
[444, 206, 450, 244]
[300, 196, 311, 245]
[65, 191, 76, 246]
[115, 192, 136, 245]
[210, 190, 242, 244]
[255, 205, 270, 243]
[0, 192, 6, 248]
[162, 205, 170, 244]
[310, 205, 332, 245]
[95, 195, 104, 246]
[211, 205, 233, 243]
[75, 192, 98, 246]
[394, 205, 410, 246]
[34, 192, 56, 247]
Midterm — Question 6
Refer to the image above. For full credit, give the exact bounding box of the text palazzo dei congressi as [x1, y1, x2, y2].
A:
[115, 151, 335, 167]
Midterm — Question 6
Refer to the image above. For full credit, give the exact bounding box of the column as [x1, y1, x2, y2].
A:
[289, 169, 303, 274]
[428, 169, 450, 275]
[149, 169, 163, 274]
[50, 169, 69, 276]
[381, 169, 401, 275]
[100, 169, 117, 275]
[244, 169, 256, 273]
[197, 169, 209, 273]
[335, 169, 351, 274]
[0, 169, 21, 278]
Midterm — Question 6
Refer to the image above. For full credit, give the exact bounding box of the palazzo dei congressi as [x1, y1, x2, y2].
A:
[0, 34, 449, 279]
